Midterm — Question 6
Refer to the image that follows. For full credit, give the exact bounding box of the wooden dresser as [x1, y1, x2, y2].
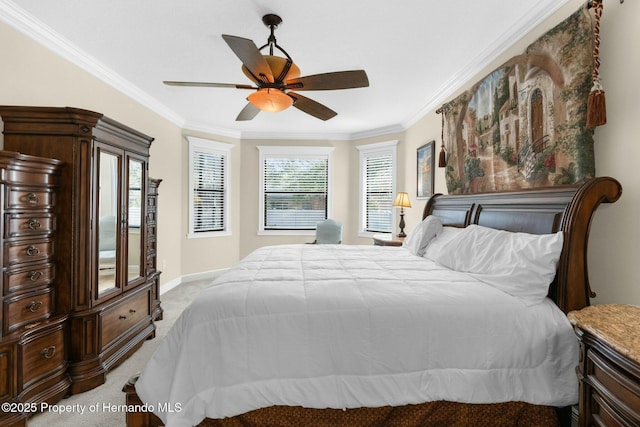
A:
[147, 178, 162, 321]
[568, 304, 640, 427]
[0, 151, 68, 427]
[0, 106, 161, 397]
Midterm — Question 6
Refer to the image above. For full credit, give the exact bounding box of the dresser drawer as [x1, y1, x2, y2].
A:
[592, 392, 626, 427]
[6, 187, 54, 210]
[588, 348, 640, 422]
[4, 238, 53, 266]
[3, 262, 55, 294]
[100, 290, 150, 349]
[4, 287, 54, 334]
[4, 213, 55, 238]
[20, 323, 65, 388]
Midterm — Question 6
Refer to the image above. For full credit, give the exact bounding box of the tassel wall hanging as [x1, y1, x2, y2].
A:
[586, 0, 607, 128]
[436, 107, 446, 167]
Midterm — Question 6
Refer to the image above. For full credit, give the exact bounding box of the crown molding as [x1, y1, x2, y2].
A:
[403, 0, 571, 130]
[179, 121, 403, 142]
[240, 129, 353, 141]
[1, 0, 570, 143]
[0, 0, 354, 141]
[181, 121, 357, 142]
[181, 121, 242, 140]
[349, 123, 407, 140]
[0, 0, 185, 127]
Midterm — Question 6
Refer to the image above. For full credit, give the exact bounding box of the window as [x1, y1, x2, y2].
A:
[358, 141, 398, 236]
[188, 137, 232, 238]
[258, 146, 334, 234]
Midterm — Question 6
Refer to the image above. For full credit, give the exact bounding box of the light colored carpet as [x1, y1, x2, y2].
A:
[28, 279, 212, 427]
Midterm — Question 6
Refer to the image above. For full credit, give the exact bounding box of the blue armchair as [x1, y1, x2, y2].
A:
[311, 219, 343, 244]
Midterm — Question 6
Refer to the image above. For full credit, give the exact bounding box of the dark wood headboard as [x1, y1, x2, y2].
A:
[422, 177, 622, 314]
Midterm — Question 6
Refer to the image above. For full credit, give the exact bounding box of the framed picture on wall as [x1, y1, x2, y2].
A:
[417, 141, 435, 199]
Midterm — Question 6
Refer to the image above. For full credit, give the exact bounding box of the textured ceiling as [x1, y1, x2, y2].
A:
[1, 0, 569, 139]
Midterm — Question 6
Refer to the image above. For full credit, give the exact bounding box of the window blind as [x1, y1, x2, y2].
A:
[365, 154, 393, 232]
[263, 157, 328, 230]
[193, 150, 225, 232]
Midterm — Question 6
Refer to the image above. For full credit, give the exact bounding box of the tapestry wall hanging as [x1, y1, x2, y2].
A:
[441, 6, 596, 194]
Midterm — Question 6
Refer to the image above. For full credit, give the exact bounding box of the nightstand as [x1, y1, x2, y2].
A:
[372, 233, 405, 246]
[568, 304, 640, 427]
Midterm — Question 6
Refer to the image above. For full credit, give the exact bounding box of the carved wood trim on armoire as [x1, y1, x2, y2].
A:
[0, 106, 162, 403]
[147, 178, 163, 322]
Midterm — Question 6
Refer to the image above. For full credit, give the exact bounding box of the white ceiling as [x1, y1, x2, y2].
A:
[1, 0, 569, 140]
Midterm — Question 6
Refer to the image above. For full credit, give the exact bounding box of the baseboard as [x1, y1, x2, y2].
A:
[159, 268, 229, 295]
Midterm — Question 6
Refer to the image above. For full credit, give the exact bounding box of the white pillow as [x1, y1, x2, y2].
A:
[423, 226, 465, 260]
[401, 215, 443, 256]
[432, 224, 564, 305]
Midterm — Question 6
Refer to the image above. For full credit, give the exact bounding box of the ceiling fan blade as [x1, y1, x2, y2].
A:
[235, 102, 260, 121]
[222, 35, 274, 83]
[285, 70, 369, 91]
[288, 92, 337, 121]
[163, 81, 255, 89]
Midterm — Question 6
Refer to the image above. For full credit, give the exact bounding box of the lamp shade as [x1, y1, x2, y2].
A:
[248, 88, 294, 112]
[392, 192, 412, 208]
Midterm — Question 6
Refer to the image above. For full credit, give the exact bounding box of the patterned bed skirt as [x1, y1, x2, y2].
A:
[124, 374, 566, 427]
[198, 401, 560, 427]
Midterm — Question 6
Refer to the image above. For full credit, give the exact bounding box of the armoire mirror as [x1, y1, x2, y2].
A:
[97, 151, 119, 295]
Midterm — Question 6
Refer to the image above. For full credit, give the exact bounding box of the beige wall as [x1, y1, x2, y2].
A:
[586, 0, 640, 305]
[0, 20, 184, 285]
[400, 0, 640, 306]
[2, 0, 638, 304]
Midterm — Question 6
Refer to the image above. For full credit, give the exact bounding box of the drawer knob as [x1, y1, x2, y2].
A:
[27, 271, 43, 281]
[119, 315, 127, 320]
[129, 309, 137, 314]
[27, 300, 43, 312]
[25, 245, 40, 256]
[26, 192, 39, 204]
[27, 219, 42, 230]
[40, 346, 56, 359]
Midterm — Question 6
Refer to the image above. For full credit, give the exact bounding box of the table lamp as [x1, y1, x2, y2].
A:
[392, 192, 411, 237]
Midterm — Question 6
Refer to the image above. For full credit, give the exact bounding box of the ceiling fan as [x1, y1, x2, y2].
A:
[163, 14, 369, 121]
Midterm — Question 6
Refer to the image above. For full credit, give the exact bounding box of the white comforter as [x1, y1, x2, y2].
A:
[136, 244, 578, 426]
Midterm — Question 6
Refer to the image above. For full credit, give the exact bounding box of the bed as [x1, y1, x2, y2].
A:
[125, 177, 622, 427]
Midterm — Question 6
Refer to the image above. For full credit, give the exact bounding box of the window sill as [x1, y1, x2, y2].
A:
[187, 230, 231, 239]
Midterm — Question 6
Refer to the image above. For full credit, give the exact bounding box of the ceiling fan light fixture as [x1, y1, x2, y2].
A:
[248, 88, 293, 112]
[164, 13, 369, 121]
[241, 56, 300, 84]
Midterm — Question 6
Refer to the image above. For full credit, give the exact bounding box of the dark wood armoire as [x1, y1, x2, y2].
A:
[0, 106, 162, 401]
